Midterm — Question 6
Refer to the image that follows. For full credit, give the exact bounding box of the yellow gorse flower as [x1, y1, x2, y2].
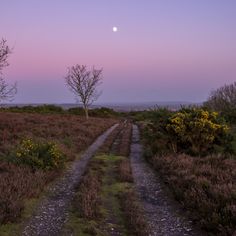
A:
[15, 138, 65, 170]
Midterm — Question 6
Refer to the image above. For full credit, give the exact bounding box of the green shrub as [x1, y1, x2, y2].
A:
[144, 108, 233, 157]
[128, 107, 172, 122]
[166, 109, 229, 155]
[11, 139, 66, 170]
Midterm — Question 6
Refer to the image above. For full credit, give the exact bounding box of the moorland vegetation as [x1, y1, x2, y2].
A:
[0, 112, 116, 227]
[134, 100, 236, 235]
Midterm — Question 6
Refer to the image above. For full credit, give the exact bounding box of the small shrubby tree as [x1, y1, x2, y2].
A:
[0, 39, 17, 102]
[204, 82, 236, 122]
[65, 65, 102, 119]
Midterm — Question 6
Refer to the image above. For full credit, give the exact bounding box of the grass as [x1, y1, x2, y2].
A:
[0, 194, 46, 236]
[0, 112, 116, 226]
[64, 155, 130, 235]
[64, 152, 148, 236]
[63, 150, 148, 236]
[119, 190, 149, 236]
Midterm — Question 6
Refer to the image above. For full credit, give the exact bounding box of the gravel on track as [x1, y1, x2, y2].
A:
[22, 124, 118, 236]
[130, 125, 205, 236]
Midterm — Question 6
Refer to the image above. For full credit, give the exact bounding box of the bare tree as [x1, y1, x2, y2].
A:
[0, 39, 17, 102]
[65, 65, 102, 119]
[204, 82, 236, 111]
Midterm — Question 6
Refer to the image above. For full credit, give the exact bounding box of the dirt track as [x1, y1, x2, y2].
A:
[22, 123, 206, 236]
[22, 124, 118, 236]
[130, 124, 205, 236]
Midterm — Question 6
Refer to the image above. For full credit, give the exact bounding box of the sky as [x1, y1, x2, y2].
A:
[1, 0, 236, 104]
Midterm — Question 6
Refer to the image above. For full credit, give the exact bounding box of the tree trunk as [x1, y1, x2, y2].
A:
[84, 107, 89, 119]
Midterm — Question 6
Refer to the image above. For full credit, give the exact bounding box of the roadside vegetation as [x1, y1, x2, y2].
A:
[0, 112, 116, 231]
[135, 104, 236, 235]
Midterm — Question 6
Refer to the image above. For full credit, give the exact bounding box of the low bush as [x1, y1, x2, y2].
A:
[166, 109, 230, 155]
[9, 139, 66, 170]
[144, 108, 232, 157]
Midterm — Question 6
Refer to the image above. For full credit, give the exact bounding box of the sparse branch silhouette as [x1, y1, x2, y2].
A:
[65, 65, 102, 119]
[0, 39, 17, 102]
[0, 39, 11, 71]
[204, 82, 236, 111]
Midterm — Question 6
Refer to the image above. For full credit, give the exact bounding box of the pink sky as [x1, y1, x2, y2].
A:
[1, 0, 236, 103]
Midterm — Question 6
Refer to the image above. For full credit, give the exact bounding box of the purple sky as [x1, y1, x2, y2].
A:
[1, 0, 236, 104]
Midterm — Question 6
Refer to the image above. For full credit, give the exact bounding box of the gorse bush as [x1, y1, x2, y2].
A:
[12, 139, 66, 170]
[144, 108, 232, 156]
[166, 109, 230, 155]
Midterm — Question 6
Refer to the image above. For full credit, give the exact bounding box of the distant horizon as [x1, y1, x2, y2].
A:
[1, 101, 203, 112]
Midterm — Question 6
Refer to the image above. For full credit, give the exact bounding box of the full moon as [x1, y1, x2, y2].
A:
[112, 27, 118, 32]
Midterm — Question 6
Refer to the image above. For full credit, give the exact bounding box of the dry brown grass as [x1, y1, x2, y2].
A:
[117, 121, 132, 157]
[74, 163, 103, 219]
[118, 159, 133, 182]
[0, 162, 58, 224]
[119, 190, 149, 236]
[0, 112, 116, 156]
[117, 154, 149, 236]
[0, 112, 116, 224]
[152, 154, 236, 235]
[98, 121, 123, 154]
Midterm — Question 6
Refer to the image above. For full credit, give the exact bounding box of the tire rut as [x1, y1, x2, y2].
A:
[130, 124, 205, 236]
[21, 124, 118, 236]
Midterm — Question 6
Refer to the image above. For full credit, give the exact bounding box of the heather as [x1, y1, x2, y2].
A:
[140, 107, 236, 235]
[0, 112, 116, 224]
